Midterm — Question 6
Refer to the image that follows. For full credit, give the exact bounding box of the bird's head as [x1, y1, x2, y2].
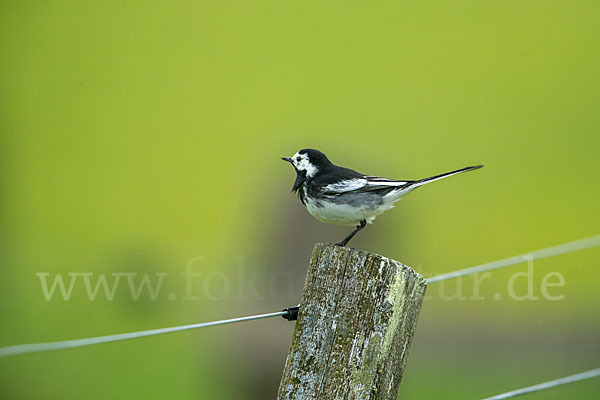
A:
[282, 149, 331, 191]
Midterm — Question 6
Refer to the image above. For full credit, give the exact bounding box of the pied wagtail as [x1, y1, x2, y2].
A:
[282, 149, 483, 247]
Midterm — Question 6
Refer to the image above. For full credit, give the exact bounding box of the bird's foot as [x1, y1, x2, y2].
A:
[332, 220, 367, 247]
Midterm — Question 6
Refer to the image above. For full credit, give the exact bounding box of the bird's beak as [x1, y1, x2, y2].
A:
[281, 157, 292, 163]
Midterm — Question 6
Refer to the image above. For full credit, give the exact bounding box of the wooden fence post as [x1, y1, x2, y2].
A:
[277, 243, 427, 400]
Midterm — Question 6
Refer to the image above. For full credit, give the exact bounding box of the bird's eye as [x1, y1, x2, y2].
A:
[295, 157, 301, 162]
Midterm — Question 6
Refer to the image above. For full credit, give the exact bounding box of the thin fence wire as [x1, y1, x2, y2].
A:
[0, 311, 287, 358]
[481, 367, 600, 399]
[0, 234, 598, 364]
[426, 235, 600, 283]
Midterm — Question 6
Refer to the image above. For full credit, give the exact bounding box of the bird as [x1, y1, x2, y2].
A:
[282, 149, 483, 247]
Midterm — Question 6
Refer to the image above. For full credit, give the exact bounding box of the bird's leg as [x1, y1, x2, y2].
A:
[334, 219, 367, 247]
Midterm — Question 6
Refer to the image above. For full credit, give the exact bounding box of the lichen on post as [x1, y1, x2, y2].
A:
[277, 243, 427, 400]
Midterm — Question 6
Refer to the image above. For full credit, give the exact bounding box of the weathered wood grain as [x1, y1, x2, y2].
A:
[277, 244, 427, 400]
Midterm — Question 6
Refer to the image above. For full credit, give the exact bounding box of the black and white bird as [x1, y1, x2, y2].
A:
[282, 149, 483, 247]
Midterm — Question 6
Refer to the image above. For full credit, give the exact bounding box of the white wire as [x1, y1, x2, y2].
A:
[1, 234, 598, 359]
[0, 310, 287, 358]
[427, 235, 600, 283]
[481, 368, 600, 399]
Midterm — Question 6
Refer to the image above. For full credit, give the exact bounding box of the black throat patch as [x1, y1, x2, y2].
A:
[292, 170, 308, 204]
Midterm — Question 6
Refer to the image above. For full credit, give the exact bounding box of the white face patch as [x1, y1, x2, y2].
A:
[291, 152, 318, 178]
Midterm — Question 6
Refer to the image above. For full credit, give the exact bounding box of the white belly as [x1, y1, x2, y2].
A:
[302, 185, 417, 226]
[305, 197, 396, 226]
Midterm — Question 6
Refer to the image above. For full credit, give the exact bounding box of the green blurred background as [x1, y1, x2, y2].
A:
[1, 1, 599, 399]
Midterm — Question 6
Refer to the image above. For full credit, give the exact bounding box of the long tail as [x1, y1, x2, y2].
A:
[408, 165, 484, 189]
